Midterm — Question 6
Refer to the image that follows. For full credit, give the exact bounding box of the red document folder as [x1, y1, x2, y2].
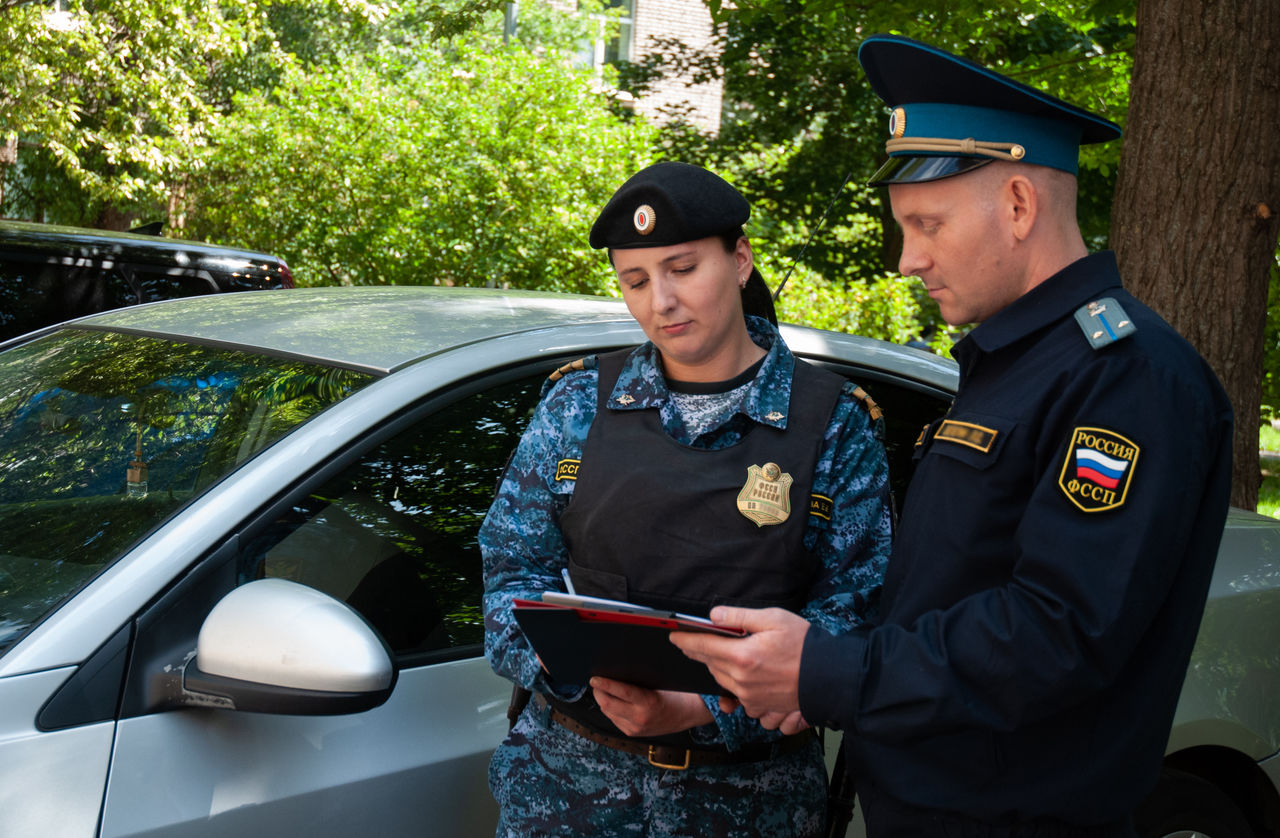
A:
[512, 594, 745, 695]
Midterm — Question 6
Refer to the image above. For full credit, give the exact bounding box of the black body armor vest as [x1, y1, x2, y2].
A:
[551, 348, 844, 745]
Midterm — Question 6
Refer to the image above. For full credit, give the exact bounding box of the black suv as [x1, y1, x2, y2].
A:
[0, 220, 293, 342]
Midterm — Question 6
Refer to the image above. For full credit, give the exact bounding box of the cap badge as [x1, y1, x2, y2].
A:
[736, 462, 793, 527]
[633, 204, 656, 235]
[889, 107, 906, 139]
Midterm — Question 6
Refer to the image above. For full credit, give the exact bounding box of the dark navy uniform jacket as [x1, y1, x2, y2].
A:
[799, 252, 1233, 827]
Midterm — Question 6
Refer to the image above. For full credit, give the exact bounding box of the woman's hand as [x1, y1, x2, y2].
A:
[591, 677, 714, 738]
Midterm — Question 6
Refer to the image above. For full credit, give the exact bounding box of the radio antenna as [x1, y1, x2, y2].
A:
[771, 171, 854, 302]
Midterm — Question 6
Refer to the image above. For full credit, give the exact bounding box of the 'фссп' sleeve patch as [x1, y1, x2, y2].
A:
[1057, 426, 1139, 512]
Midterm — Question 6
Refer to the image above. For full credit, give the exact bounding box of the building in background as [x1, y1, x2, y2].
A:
[519, 0, 725, 133]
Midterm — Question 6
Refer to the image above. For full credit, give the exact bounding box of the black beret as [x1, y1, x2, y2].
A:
[589, 162, 750, 249]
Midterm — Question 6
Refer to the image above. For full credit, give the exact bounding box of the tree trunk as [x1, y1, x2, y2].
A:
[1111, 0, 1280, 510]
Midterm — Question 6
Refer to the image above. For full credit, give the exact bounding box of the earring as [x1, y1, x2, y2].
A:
[739, 277, 748, 289]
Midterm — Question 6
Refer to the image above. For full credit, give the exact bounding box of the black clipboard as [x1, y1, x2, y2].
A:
[512, 594, 745, 695]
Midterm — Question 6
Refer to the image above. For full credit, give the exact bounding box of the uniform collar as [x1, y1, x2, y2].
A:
[963, 251, 1123, 355]
[608, 316, 796, 429]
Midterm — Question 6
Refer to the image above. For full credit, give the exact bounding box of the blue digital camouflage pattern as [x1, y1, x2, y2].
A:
[490, 698, 828, 837]
[668, 381, 756, 438]
[480, 316, 892, 835]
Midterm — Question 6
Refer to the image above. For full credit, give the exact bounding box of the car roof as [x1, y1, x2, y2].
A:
[0, 219, 285, 271]
[68, 285, 960, 390]
[74, 286, 636, 374]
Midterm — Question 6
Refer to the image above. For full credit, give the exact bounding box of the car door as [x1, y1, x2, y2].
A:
[98, 366, 553, 837]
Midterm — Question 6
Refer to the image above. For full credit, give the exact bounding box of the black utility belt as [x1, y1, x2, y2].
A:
[535, 693, 813, 771]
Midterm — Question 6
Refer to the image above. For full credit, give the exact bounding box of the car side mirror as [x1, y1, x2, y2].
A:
[177, 578, 396, 715]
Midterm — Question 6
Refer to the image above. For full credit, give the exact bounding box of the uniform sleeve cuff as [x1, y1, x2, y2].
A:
[539, 677, 586, 703]
[799, 625, 865, 731]
[697, 693, 742, 750]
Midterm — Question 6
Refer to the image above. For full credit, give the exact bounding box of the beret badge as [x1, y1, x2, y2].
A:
[633, 204, 656, 235]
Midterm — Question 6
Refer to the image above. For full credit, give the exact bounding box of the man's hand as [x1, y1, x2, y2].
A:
[591, 677, 713, 738]
[670, 606, 811, 733]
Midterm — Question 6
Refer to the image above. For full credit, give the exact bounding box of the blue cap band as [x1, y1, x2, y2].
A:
[894, 103, 1084, 175]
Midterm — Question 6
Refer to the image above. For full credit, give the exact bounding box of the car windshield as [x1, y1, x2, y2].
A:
[0, 329, 375, 656]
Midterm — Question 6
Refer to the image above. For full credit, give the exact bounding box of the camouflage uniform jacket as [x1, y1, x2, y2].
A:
[481, 316, 892, 750]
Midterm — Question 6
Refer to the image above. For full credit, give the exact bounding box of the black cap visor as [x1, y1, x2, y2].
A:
[868, 155, 993, 186]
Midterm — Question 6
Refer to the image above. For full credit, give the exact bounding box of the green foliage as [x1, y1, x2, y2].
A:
[628, 0, 1135, 282]
[1260, 455, 1280, 521]
[0, 0, 284, 221]
[6, 0, 1268, 398]
[404, 0, 505, 41]
[0, 0, 415, 225]
[1261, 409, 1279, 521]
[774, 266, 950, 353]
[188, 31, 656, 291]
[1263, 253, 1280, 422]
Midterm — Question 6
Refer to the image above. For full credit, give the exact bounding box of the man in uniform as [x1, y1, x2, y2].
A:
[673, 35, 1234, 837]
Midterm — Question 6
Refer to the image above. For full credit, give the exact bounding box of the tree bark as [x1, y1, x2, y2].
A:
[1111, 0, 1280, 510]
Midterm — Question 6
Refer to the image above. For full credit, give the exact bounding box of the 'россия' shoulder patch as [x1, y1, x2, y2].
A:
[1074, 298, 1136, 350]
[1057, 426, 1139, 512]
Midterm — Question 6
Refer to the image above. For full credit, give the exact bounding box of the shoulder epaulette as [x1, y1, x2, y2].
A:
[547, 356, 597, 383]
[850, 384, 883, 422]
[1074, 297, 1136, 350]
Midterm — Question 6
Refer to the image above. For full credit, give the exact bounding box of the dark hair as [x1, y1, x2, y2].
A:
[717, 228, 777, 327]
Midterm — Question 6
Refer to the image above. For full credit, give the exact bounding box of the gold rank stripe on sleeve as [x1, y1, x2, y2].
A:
[934, 419, 998, 453]
[554, 459, 581, 481]
[808, 493, 835, 521]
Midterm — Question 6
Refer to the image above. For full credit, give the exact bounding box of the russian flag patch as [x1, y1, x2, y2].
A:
[1057, 427, 1139, 512]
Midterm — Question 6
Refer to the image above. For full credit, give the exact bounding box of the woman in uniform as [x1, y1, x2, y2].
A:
[480, 161, 892, 836]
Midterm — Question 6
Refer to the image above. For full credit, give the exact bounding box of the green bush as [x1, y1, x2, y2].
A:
[188, 37, 656, 294]
[772, 263, 951, 354]
[1263, 253, 1280, 422]
[1257, 426, 1279, 520]
[1260, 460, 1280, 520]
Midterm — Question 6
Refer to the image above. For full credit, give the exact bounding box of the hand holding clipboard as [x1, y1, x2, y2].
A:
[512, 592, 745, 695]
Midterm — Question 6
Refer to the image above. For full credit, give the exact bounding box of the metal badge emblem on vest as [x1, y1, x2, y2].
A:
[1057, 426, 1140, 512]
[737, 462, 793, 526]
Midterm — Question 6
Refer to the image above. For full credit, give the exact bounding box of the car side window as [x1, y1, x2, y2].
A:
[809, 361, 952, 504]
[127, 264, 219, 301]
[0, 258, 138, 340]
[236, 372, 545, 662]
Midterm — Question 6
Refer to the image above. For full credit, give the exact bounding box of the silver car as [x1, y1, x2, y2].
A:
[0, 287, 1276, 837]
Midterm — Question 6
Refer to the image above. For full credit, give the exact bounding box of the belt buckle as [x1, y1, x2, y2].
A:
[647, 746, 691, 771]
